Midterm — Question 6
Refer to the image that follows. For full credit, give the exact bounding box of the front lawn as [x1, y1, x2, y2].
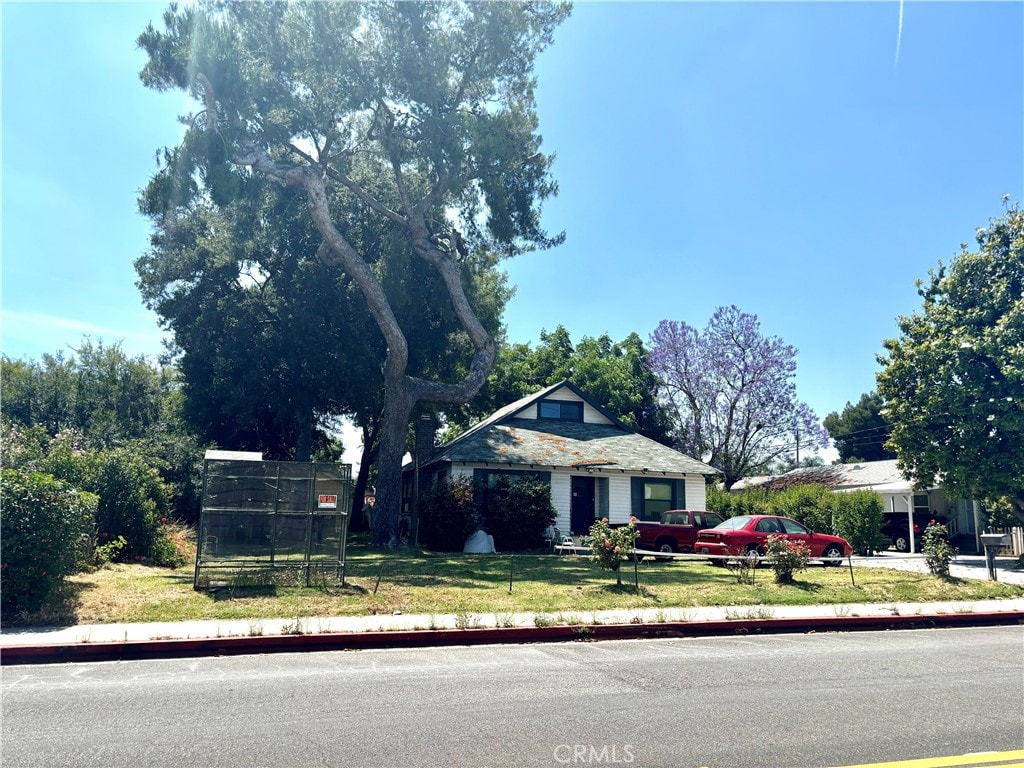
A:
[8, 545, 1023, 627]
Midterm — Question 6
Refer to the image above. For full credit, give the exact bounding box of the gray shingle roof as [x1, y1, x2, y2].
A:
[429, 417, 717, 476]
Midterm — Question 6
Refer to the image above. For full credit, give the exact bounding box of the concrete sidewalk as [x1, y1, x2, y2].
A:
[2, 553, 1022, 663]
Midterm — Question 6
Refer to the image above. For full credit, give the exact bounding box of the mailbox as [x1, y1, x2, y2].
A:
[979, 532, 1010, 581]
[980, 533, 1010, 547]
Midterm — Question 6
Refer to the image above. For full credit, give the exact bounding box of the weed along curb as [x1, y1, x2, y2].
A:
[4, 609, 1023, 666]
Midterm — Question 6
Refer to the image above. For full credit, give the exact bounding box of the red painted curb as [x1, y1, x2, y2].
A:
[2, 611, 1021, 665]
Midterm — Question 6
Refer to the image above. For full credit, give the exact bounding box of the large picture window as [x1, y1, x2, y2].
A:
[630, 477, 686, 521]
[641, 481, 673, 521]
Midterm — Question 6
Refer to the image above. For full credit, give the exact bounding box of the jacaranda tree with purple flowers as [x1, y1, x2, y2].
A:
[649, 306, 828, 489]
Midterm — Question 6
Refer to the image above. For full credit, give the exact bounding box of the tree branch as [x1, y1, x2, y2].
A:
[287, 142, 409, 228]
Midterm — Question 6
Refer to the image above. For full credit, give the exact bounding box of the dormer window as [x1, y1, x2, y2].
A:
[538, 399, 583, 421]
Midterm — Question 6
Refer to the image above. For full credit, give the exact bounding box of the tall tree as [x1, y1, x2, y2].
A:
[138, 1, 567, 547]
[648, 306, 828, 489]
[823, 391, 896, 463]
[138, 177, 376, 462]
[877, 203, 1024, 523]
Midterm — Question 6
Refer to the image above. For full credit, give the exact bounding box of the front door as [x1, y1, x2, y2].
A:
[570, 476, 596, 535]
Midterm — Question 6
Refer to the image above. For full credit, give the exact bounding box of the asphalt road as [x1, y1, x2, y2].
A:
[2, 627, 1022, 768]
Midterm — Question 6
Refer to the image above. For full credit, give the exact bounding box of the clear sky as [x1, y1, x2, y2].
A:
[3, 2, 1023, 456]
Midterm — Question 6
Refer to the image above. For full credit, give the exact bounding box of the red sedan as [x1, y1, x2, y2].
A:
[695, 515, 851, 565]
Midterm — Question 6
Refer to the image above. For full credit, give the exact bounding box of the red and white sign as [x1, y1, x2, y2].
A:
[317, 494, 338, 510]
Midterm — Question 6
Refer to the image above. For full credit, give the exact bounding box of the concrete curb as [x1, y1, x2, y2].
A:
[4, 610, 1021, 666]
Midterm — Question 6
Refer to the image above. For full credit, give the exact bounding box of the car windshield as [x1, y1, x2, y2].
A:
[714, 516, 751, 530]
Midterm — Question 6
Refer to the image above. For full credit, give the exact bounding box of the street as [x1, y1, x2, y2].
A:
[2, 626, 1022, 768]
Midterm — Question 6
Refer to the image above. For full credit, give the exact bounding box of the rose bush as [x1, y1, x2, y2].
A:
[764, 534, 811, 584]
[588, 517, 639, 585]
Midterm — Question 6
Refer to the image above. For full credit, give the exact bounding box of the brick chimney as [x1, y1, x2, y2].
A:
[415, 414, 437, 464]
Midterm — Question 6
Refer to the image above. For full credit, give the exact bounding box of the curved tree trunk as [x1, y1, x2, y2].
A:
[370, 381, 415, 548]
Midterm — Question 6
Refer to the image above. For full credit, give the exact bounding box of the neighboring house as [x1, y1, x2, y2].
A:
[404, 381, 719, 536]
[732, 460, 983, 553]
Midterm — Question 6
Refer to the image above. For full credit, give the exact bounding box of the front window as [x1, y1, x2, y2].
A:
[639, 480, 673, 521]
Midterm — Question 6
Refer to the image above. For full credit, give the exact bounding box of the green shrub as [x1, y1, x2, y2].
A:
[0, 420, 49, 470]
[89, 449, 171, 560]
[480, 475, 557, 550]
[419, 476, 479, 552]
[588, 517, 639, 585]
[1, 469, 98, 615]
[709, 484, 773, 517]
[92, 534, 127, 568]
[833, 490, 888, 555]
[149, 519, 196, 569]
[922, 521, 957, 578]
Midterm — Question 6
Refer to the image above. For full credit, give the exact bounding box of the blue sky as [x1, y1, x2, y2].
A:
[3, 2, 1023, 452]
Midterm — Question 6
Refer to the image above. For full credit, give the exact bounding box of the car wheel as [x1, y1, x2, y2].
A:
[656, 540, 675, 562]
[822, 544, 844, 566]
[892, 534, 910, 553]
[744, 544, 763, 564]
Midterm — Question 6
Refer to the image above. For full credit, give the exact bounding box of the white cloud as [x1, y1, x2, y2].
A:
[0, 309, 168, 361]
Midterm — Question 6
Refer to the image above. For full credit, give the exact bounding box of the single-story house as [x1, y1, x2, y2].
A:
[404, 381, 719, 536]
[732, 460, 984, 553]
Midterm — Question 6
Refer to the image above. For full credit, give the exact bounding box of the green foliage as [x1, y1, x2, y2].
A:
[766, 484, 834, 533]
[149, 520, 196, 569]
[764, 534, 811, 584]
[921, 521, 958, 578]
[480, 475, 557, 550]
[823, 391, 896, 462]
[877, 203, 1024, 523]
[1, 345, 203, 525]
[33, 436, 173, 562]
[707, 484, 773, 518]
[418, 477, 479, 552]
[92, 534, 127, 568]
[88, 450, 172, 560]
[0, 421, 49, 470]
[1, 341, 164, 450]
[588, 517, 639, 585]
[833, 490, 888, 555]
[1, 469, 98, 615]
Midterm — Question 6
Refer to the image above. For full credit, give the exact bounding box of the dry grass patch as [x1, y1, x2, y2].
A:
[5, 550, 1022, 627]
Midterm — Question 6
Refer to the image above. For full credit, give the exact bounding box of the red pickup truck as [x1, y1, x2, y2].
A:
[634, 509, 725, 557]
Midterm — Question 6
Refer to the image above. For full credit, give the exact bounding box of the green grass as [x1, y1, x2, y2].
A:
[8, 545, 1023, 627]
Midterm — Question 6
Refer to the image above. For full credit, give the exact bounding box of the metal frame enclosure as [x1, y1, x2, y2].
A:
[194, 458, 352, 590]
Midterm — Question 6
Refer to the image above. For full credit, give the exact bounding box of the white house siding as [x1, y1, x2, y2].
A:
[549, 472, 572, 533]
[685, 475, 707, 511]
[607, 476, 633, 524]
